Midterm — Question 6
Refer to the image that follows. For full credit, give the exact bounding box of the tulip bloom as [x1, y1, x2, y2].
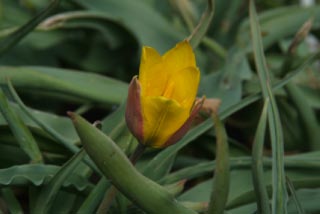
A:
[126, 41, 203, 148]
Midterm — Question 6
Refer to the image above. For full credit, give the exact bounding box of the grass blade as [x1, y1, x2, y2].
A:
[6, 80, 100, 173]
[0, 0, 60, 56]
[1, 187, 23, 214]
[207, 113, 230, 214]
[77, 178, 110, 213]
[33, 149, 86, 214]
[6, 80, 78, 154]
[252, 98, 271, 214]
[249, 1, 288, 213]
[0, 88, 43, 163]
[286, 176, 306, 214]
[187, 0, 215, 48]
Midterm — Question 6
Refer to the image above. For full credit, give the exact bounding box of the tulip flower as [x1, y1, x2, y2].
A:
[126, 41, 203, 148]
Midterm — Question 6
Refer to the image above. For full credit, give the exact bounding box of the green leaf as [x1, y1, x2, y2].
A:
[286, 177, 306, 214]
[237, 5, 320, 50]
[0, 0, 60, 56]
[188, 0, 214, 48]
[74, 0, 184, 53]
[252, 99, 271, 214]
[0, 164, 91, 191]
[0, 66, 128, 105]
[207, 114, 230, 214]
[77, 178, 110, 214]
[0, 187, 23, 214]
[0, 88, 43, 163]
[33, 150, 87, 214]
[6, 80, 79, 154]
[70, 112, 197, 214]
[285, 83, 320, 151]
[249, 1, 287, 213]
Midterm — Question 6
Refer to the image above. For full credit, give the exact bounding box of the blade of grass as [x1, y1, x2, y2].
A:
[0, 0, 60, 56]
[162, 155, 320, 185]
[285, 83, 320, 150]
[207, 113, 230, 214]
[77, 178, 110, 213]
[32, 149, 86, 214]
[1, 187, 23, 214]
[0, 88, 43, 163]
[249, 1, 288, 213]
[187, 0, 215, 48]
[252, 99, 271, 214]
[286, 176, 306, 214]
[6, 80, 99, 173]
[220, 51, 320, 119]
[6, 80, 78, 153]
[279, 19, 320, 151]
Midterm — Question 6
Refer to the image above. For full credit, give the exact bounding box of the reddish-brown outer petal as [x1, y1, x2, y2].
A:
[125, 76, 144, 144]
[163, 97, 205, 148]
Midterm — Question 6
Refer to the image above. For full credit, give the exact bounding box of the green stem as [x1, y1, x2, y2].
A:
[202, 37, 227, 59]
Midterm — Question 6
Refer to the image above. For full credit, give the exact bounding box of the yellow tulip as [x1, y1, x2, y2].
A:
[126, 41, 203, 148]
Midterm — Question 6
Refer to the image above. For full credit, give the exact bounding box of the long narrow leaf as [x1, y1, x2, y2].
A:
[249, 1, 288, 213]
[207, 113, 230, 214]
[286, 176, 306, 214]
[1, 187, 23, 214]
[252, 99, 271, 214]
[7, 80, 78, 153]
[0, 66, 127, 105]
[0, 88, 43, 163]
[32, 149, 86, 214]
[188, 0, 215, 48]
[0, 0, 60, 56]
[6, 81, 100, 173]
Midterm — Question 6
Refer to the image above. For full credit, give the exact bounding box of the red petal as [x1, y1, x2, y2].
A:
[163, 97, 205, 147]
[125, 76, 144, 143]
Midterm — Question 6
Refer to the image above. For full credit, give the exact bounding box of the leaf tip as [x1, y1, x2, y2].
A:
[67, 111, 76, 121]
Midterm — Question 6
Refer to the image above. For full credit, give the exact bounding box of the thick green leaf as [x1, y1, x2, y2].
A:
[0, 66, 128, 105]
[70, 112, 197, 214]
[0, 164, 91, 191]
[74, 0, 184, 53]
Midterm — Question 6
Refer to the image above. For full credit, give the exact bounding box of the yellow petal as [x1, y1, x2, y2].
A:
[139, 46, 167, 97]
[141, 96, 189, 148]
[162, 41, 196, 75]
[165, 66, 200, 108]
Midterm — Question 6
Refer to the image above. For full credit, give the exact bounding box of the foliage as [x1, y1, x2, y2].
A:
[0, 0, 320, 213]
